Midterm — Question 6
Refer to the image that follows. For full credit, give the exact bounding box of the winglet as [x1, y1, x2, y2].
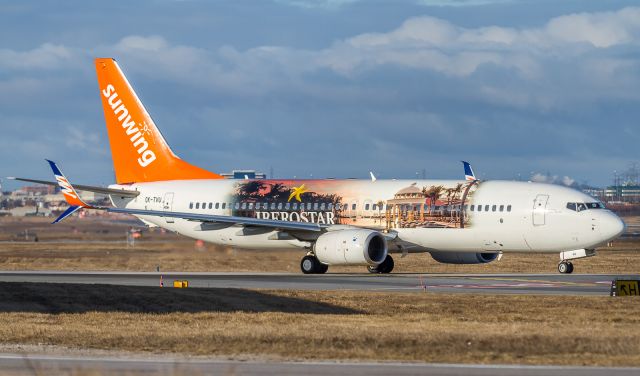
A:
[462, 161, 476, 181]
[46, 160, 91, 223]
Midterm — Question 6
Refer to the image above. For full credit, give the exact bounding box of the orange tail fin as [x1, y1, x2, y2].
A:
[94, 58, 222, 184]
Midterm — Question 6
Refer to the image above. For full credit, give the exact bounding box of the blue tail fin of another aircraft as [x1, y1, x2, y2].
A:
[462, 161, 476, 181]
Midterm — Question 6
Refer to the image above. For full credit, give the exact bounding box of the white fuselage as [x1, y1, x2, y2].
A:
[109, 179, 625, 254]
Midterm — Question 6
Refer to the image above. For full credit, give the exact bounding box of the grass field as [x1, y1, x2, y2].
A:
[0, 282, 639, 366]
[0, 216, 638, 274]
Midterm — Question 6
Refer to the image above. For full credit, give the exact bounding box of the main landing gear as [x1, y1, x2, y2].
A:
[368, 255, 394, 274]
[558, 261, 574, 274]
[300, 255, 328, 274]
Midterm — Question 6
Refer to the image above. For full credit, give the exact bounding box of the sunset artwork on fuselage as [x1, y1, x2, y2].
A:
[230, 179, 478, 229]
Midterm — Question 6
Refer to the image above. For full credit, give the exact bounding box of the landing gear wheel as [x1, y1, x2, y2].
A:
[558, 261, 573, 274]
[317, 263, 329, 274]
[369, 255, 394, 274]
[300, 255, 328, 274]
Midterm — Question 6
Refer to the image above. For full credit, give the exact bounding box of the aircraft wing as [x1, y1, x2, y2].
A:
[40, 159, 322, 232]
[7, 177, 140, 198]
[107, 207, 323, 232]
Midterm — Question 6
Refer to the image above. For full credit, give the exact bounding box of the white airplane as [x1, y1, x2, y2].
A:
[11, 58, 626, 275]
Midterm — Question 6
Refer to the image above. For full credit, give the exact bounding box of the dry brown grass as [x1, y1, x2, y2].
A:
[0, 216, 639, 274]
[0, 283, 639, 366]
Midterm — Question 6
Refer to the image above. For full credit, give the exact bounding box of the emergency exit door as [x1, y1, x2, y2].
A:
[532, 194, 549, 226]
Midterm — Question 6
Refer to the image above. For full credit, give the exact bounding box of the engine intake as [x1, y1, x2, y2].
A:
[314, 229, 387, 266]
[430, 251, 499, 264]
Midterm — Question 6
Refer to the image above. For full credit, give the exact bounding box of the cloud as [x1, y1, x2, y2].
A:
[274, 0, 359, 9]
[1, 4, 640, 188]
[0, 43, 74, 70]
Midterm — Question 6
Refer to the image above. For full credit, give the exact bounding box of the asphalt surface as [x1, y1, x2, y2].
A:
[0, 354, 638, 376]
[0, 271, 632, 295]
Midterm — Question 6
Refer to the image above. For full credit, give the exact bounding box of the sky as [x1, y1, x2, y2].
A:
[1, 0, 639, 189]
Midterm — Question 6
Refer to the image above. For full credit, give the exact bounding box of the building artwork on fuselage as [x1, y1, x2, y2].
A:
[230, 180, 479, 229]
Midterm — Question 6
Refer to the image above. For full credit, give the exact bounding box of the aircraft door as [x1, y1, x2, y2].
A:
[532, 194, 549, 226]
[163, 192, 175, 223]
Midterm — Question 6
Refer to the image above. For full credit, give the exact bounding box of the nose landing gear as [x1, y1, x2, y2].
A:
[558, 261, 574, 274]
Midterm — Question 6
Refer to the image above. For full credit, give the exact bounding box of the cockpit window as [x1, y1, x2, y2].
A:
[566, 202, 604, 212]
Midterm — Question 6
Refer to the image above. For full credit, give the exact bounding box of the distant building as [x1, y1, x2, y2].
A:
[14, 185, 56, 196]
[604, 185, 640, 203]
[582, 188, 605, 201]
[220, 170, 267, 179]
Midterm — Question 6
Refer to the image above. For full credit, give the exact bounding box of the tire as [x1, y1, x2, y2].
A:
[558, 262, 568, 274]
[301, 256, 318, 274]
[378, 255, 395, 274]
[566, 262, 574, 274]
[367, 265, 380, 274]
[317, 263, 329, 274]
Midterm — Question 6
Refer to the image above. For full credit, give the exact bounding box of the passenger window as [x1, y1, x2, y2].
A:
[285, 202, 290, 210]
[255, 203, 261, 210]
[365, 203, 370, 211]
[293, 203, 298, 210]
[195, 203, 200, 209]
[249, 203, 254, 209]
[499, 205, 504, 212]
[485, 205, 489, 212]
[222, 203, 226, 209]
[201, 202, 205, 209]
[328, 203, 333, 210]
[271, 203, 276, 210]
[352, 204, 356, 210]
[507, 205, 512, 212]
[215, 203, 219, 209]
[208, 203, 213, 209]
[470, 205, 474, 211]
[233, 202, 238, 209]
[477, 205, 482, 212]
[313, 203, 318, 210]
[492, 205, 496, 212]
[463, 205, 468, 211]
[189, 202, 193, 209]
[372, 204, 377, 211]
[320, 203, 326, 210]
[277, 203, 283, 210]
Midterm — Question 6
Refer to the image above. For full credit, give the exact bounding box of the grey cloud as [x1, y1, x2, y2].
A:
[1, 3, 639, 189]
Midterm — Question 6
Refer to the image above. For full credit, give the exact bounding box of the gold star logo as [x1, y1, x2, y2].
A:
[288, 184, 308, 202]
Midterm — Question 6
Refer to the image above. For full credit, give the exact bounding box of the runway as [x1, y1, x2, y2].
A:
[0, 271, 629, 295]
[0, 354, 638, 376]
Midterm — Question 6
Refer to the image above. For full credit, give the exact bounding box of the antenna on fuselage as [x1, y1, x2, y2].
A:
[369, 171, 377, 182]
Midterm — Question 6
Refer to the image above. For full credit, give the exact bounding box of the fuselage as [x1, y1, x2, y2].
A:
[109, 178, 625, 255]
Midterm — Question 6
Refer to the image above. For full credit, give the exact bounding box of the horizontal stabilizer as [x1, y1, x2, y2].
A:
[7, 177, 139, 197]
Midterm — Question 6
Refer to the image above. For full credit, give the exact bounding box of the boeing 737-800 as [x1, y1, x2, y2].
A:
[11, 58, 626, 274]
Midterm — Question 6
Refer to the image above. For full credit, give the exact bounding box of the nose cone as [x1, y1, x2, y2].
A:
[602, 213, 626, 240]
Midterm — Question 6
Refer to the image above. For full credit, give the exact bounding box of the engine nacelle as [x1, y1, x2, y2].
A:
[430, 251, 499, 264]
[314, 229, 387, 266]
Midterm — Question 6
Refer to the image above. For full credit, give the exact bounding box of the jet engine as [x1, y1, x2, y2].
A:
[430, 251, 499, 264]
[314, 229, 387, 266]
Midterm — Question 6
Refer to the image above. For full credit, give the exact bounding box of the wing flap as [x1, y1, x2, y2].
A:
[107, 207, 323, 232]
